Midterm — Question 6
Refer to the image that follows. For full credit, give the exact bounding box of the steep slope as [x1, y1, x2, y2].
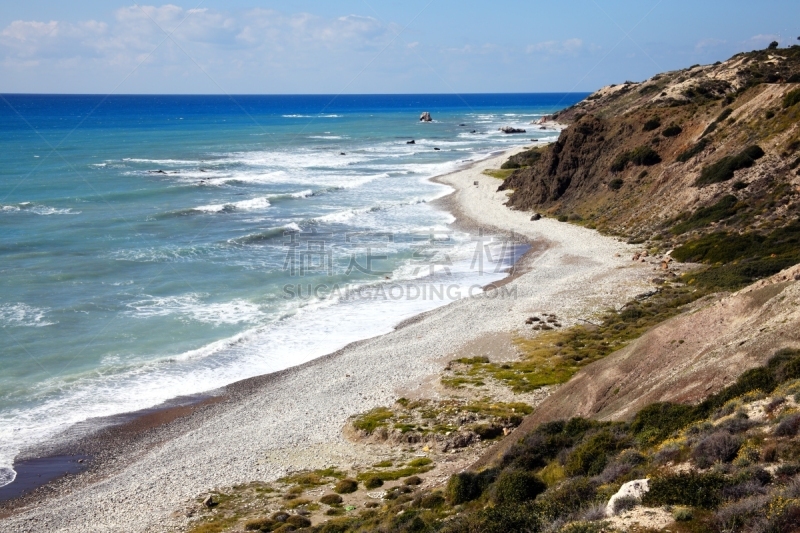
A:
[499, 47, 800, 253]
[476, 264, 800, 469]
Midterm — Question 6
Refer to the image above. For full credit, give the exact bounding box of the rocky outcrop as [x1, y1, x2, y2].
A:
[499, 126, 526, 134]
[419, 112, 432, 122]
[497, 48, 800, 243]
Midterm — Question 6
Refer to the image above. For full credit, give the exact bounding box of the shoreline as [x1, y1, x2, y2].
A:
[0, 143, 657, 532]
[0, 144, 536, 510]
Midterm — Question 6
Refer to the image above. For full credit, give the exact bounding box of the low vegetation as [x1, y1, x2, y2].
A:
[441, 284, 708, 394]
[669, 194, 742, 235]
[695, 145, 765, 187]
[610, 145, 662, 172]
[273, 349, 800, 532]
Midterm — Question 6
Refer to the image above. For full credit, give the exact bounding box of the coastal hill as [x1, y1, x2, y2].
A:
[499, 46, 800, 290]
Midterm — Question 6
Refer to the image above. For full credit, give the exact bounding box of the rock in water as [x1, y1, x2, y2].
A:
[499, 126, 527, 134]
[406, 140, 416, 144]
[420, 112, 432, 122]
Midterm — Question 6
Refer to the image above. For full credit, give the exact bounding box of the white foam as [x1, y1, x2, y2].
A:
[193, 197, 271, 213]
[0, 303, 56, 328]
[126, 294, 265, 326]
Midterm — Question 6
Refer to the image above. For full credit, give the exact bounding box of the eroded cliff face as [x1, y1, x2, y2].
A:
[499, 47, 800, 245]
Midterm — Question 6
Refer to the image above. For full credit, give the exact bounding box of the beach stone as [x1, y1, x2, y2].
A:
[419, 112, 432, 122]
[531, 213, 541, 221]
[202, 495, 215, 508]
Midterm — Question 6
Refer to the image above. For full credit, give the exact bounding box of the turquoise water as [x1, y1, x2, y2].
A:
[0, 93, 585, 486]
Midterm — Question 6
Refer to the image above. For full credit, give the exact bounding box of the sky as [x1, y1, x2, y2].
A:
[1, 1, 798, 94]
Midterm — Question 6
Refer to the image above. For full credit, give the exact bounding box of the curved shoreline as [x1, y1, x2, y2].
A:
[0, 145, 656, 532]
[0, 145, 534, 510]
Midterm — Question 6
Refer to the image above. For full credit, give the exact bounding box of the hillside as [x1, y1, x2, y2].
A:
[499, 46, 800, 290]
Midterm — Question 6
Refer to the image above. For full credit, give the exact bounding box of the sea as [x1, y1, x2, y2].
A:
[0, 93, 586, 487]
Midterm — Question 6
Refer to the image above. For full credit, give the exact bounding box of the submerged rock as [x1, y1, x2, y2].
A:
[420, 112, 433, 122]
[499, 126, 527, 134]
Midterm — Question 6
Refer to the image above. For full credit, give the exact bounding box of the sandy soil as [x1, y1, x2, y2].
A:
[0, 147, 655, 533]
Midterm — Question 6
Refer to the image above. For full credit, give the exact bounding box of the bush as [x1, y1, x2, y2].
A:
[334, 479, 358, 494]
[536, 477, 599, 521]
[611, 146, 661, 171]
[417, 492, 445, 509]
[445, 470, 496, 504]
[363, 476, 384, 489]
[244, 518, 274, 531]
[490, 470, 547, 505]
[691, 431, 743, 468]
[643, 472, 728, 509]
[404, 476, 422, 486]
[609, 178, 624, 191]
[643, 117, 662, 131]
[673, 507, 693, 521]
[695, 145, 765, 187]
[775, 413, 800, 437]
[320, 493, 343, 505]
[612, 495, 640, 514]
[677, 139, 710, 162]
[670, 194, 740, 234]
[286, 515, 312, 528]
[785, 88, 800, 108]
[566, 430, 627, 476]
[408, 457, 432, 468]
[630, 402, 695, 445]
[662, 124, 683, 137]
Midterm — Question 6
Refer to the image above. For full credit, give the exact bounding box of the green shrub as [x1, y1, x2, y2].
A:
[404, 476, 422, 486]
[673, 507, 694, 521]
[630, 402, 695, 445]
[566, 430, 628, 476]
[445, 470, 497, 504]
[417, 492, 445, 509]
[286, 515, 312, 528]
[662, 124, 683, 137]
[536, 477, 599, 521]
[677, 139, 710, 162]
[643, 117, 662, 131]
[489, 470, 547, 505]
[643, 472, 728, 509]
[352, 407, 393, 433]
[333, 479, 358, 494]
[609, 178, 624, 191]
[244, 517, 274, 531]
[670, 194, 741, 234]
[695, 145, 765, 186]
[611, 146, 661, 171]
[320, 493, 343, 505]
[408, 457, 432, 468]
[363, 476, 384, 489]
[783, 88, 800, 108]
[558, 214, 569, 222]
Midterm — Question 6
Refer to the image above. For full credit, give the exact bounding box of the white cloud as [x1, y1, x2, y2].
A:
[526, 38, 583, 55]
[0, 5, 394, 69]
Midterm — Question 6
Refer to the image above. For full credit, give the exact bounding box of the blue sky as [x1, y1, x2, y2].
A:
[1, 1, 798, 94]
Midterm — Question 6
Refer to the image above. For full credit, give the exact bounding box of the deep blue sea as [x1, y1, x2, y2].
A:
[0, 93, 585, 486]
